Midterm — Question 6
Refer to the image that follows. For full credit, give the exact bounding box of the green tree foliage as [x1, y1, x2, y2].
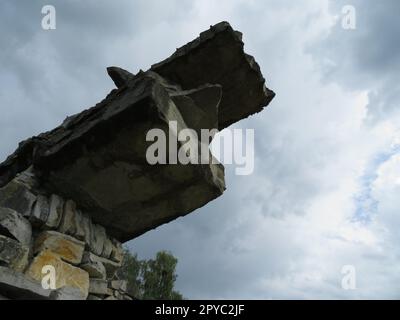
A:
[117, 249, 184, 300]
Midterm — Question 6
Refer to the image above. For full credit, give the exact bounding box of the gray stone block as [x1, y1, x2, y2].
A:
[0, 266, 50, 300]
[46, 194, 64, 229]
[89, 279, 108, 295]
[89, 224, 106, 257]
[81, 260, 106, 280]
[50, 286, 86, 300]
[0, 22, 274, 244]
[0, 235, 29, 272]
[30, 195, 49, 227]
[0, 179, 36, 218]
[0, 207, 32, 246]
[82, 251, 121, 279]
[109, 280, 127, 292]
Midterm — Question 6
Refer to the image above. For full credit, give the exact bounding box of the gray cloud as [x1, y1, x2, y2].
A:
[312, 0, 400, 123]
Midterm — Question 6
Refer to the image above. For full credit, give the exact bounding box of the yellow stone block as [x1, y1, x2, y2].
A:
[34, 231, 84, 265]
[26, 250, 89, 299]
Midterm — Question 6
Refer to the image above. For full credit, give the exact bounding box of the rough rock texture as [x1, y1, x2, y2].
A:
[31, 195, 50, 227]
[89, 279, 108, 295]
[0, 21, 274, 243]
[0, 170, 128, 300]
[0, 266, 85, 300]
[82, 251, 121, 279]
[46, 194, 64, 229]
[151, 21, 275, 129]
[49, 286, 86, 300]
[0, 235, 29, 272]
[0, 266, 51, 299]
[81, 260, 107, 280]
[109, 280, 127, 292]
[0, 179, 36, 218]
[34, 231, 85, 265]
[107, 66, 135, 88]
[0, 21, 274, 300]
[23, 71, 226, 242]
[90, 224, 107, 257]
[26, 249, 90, 299]
[0, 207, 32, 246]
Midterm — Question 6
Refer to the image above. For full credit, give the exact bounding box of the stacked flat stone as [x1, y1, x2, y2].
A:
[0, 169, 131, 300]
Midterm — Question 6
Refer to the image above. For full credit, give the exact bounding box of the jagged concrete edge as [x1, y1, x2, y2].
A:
[0, 76, 148, 189]
[150, 21, 276, 128]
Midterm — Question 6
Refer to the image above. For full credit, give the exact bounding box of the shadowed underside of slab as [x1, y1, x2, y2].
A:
[0, 21, 274, 242]
[151, 21, 275, 129]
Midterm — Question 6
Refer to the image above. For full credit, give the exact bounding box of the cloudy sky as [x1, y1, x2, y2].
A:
[1, 0, 399, 299]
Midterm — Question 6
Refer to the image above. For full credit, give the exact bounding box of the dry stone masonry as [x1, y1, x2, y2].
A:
[0, 22, 274, 300]
[0, 169, 128, 300]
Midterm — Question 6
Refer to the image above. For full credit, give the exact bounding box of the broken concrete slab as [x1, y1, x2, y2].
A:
[109, 238, 123, 263]
[89, 279, 108, 295]
[151, 21, 275, 129]
[0, 21, 274, 244]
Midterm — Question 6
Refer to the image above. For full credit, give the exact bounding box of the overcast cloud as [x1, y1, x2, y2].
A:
[1, 0, 399, 299]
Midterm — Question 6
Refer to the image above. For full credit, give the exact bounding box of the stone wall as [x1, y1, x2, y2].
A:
[0, 168, 131, 300]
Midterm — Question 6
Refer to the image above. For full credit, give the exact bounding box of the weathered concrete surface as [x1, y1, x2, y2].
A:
[21, 72, 226, 242]
[0, 21, 274, 243]
[151, 21, 275, 129]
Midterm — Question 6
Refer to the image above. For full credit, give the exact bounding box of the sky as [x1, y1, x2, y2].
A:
[1, 0, 400, 299]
